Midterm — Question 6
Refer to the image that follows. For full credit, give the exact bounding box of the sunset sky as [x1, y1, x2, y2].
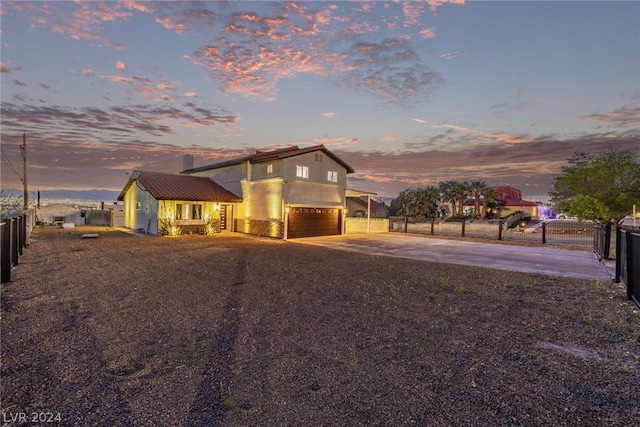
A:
[1, 0, 639, 201]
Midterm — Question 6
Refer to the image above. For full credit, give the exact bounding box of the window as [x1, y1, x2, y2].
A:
[175, 203, 202, 220]
[191, 204, 202, 220]
[327, 171, 338, 182]
[315, 153, 323, 162]
[296, 165, 309, 178]
[267, 164, 273, 174]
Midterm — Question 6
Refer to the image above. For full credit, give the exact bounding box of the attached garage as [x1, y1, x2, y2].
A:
[287, 207, 342, 238]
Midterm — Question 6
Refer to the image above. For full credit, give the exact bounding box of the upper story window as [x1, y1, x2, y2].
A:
[267, 163, 273, 174]
[327, 171, 338, 182]
[315, 153, 323, 162]
[296, 165, 309, 178]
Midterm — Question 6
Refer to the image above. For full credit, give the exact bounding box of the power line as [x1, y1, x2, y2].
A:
[0, 147, 22, 181]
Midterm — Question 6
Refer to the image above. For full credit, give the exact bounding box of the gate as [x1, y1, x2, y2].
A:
[616, 227, 640, 309]
[594, 222, 612, 260]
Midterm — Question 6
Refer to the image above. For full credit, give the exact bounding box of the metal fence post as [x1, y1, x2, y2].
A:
[11, 218, 18, 267]
[430, 216, 435, 235]
[17, 215, 23, 256]
[498, 219, 503, 240]
[626, 230, 634, 301]
[542, 221, 546, 245]
[461, 217, 466, 238]
[604, 222, 612, 259]
[1, 222, 11, 283]
[404, 216, 408, 233]
[616, 227, 622, 283]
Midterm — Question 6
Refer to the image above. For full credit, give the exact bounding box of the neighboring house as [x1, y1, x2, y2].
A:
[346, 196, 388, 218]
[117, 171, 241, 235]
[461, 185, 544, 219]
[492, 186, 543, 219]
[36, 204, 84, 226]
[182, 145, 355, 238]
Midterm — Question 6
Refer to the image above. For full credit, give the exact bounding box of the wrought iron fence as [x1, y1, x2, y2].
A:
[1, 214, 25, 283]
[503, 219, 596, 246]
[594, 222, 612, 260]
[616, 227, 640, 309]
[389, 217, 598, 247]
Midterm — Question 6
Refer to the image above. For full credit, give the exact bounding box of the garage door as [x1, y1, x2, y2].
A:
[288, 207, 341, 238]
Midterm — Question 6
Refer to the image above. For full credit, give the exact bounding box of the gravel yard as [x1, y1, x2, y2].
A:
[1, 226, 639, 426]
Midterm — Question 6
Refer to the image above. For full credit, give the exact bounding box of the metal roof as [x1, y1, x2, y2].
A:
[181, 145, 356, 174]
[117, 170, 241, 202]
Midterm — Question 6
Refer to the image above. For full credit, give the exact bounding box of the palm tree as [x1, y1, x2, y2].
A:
[481, 187, 500, 219]
[438, 181, 459, 216]
[455, 181, 470, 218]
[469, 180, 488, 219]
[407, 186, 440, 218]
[421, 185, 441, 218]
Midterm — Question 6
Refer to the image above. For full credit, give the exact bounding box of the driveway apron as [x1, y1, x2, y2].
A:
[292, 233, 614, 282]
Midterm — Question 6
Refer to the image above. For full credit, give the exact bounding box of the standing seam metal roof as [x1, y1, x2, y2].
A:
[181, 144, 355, 174]
[117, 170, 241, 202]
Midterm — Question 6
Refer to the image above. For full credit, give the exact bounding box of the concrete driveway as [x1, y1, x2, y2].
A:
[291, 233, 614, 282]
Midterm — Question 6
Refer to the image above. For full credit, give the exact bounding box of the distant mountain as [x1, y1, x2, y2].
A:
[38, 189, 120, 201]
[2, 188, 120, 202]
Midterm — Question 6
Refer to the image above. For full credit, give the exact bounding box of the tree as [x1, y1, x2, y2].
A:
[454, 181, 470, 218]
[438, 180, 459, 216]
[389, 188, 416, 216]
[406, 186, 440, 218]
[469, 180, 487, 219]
[481, 187, 500, 219]
[549, 149, 640, 222]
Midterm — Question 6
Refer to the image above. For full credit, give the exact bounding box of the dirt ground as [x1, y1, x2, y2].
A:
[1, 226, 639, 426]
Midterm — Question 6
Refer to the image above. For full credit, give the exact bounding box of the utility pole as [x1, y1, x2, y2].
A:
[21, 132, 27, 209]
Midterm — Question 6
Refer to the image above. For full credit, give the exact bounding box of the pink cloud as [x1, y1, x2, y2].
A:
[116, 61, 125, 70]
[5, 1, 129, 50]
[427, 0, 466, 14]
[0, 61, 21, 74]
[432, 123, 531, 144]
[439, 51, 462, 60]
[402, 2, 426, 27]
[322, 112, 336, 118]
[580, 106, 640, 125]
[86, 71, 180, 102]
[419, 27, 437, 39]
[121, 1, 154, 14]
[306, 136, 361, 149]
[156, 7, 217, 34]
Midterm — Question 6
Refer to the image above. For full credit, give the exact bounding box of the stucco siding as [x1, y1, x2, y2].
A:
[189, 164, 247, 198]
[281, 152, 347, 186]
[251, 159, 284, 181]
[240, 179, 283, 221]
[123, 183, 158, 234]
[284, 180, 344, 208]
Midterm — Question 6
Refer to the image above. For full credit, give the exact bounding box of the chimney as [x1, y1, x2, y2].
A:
[183, 154, 194, 171]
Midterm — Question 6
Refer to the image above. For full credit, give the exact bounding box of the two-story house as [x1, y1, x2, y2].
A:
[182, 145, 355, 238]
